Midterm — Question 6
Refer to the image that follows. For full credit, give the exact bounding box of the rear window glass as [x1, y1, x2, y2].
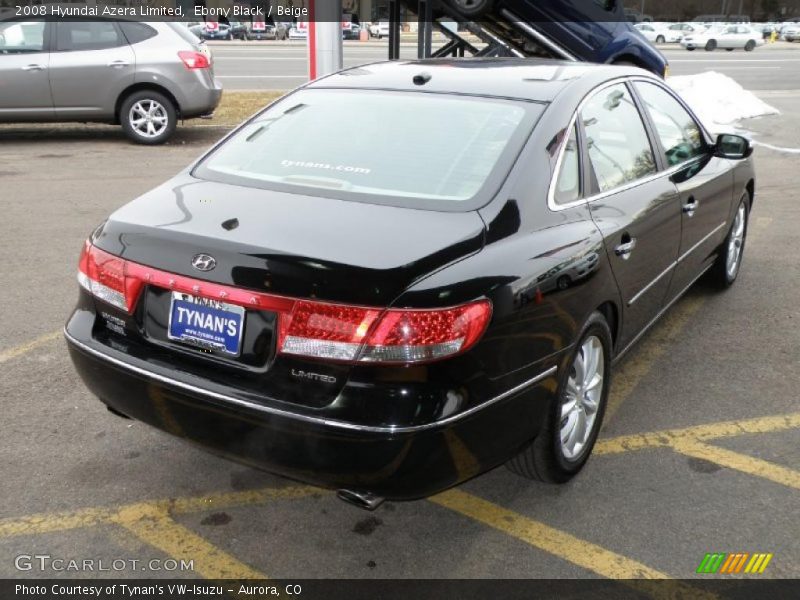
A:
[194, 89, 541, 210]
[168, 23, 201, 46]
[120, 22, 158, 45]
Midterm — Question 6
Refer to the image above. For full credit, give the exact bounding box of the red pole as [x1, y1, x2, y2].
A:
[308, 0, 317, 80]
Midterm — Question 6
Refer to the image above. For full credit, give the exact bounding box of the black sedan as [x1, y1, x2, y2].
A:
[66, 59, 754, 508]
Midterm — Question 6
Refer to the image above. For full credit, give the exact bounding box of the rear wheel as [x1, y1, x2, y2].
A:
[687, 46, 695, 51]
[507, 311, 612, 483]
[656, 35, 665, 44]
[446, 0, 493, 18]
[745, 40, 756, 51]
[705, 39, 717, 51]
[711, 192, 749, 287]
[120, 90, 177, 145]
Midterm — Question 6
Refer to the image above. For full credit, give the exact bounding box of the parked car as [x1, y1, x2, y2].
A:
[369, 20, 390, 38]
[227, 21, 250, 41]
[439, 0, 669, 76]
[681, 24, 764, 51]
[782, 23, 800, 41]
[634, 22, 682, 44]
[66, 59, 754, 504]
[0, 20, 222, 144]
[342, 23, 361, 40]
[288, 26, 307, 40]
[249, 21, 289, 41]
[193, 23, 233, 41]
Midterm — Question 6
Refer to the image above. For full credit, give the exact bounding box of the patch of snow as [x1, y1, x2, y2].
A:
[666, 71, 779, 134]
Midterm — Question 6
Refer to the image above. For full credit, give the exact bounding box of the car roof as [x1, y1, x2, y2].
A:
[308, 58, 660, 104]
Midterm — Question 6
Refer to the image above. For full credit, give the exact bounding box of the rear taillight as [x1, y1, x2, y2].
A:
[178, 50, 210, 70]
[278, 299, 492, 364]
[78, 242, 143, 312]
[78, 241, 492, 364]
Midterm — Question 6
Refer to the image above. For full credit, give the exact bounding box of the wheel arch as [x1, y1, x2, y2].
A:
[595, 300, 620, 353]
[115, 83, 181, 125]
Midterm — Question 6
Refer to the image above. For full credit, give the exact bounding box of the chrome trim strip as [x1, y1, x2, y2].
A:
[64, 329, 557, 435]
[613, 263, 713, 364]
[628, 261, 677, 306]
[677, 221, 727, 264]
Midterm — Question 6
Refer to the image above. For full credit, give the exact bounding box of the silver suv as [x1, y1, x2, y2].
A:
[0, 20, 222, 144]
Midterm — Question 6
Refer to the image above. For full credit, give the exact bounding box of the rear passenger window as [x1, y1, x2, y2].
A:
[0, 21, 45, 53]
[56, 22, 124, 52]
[634, 82, 705, 166]
[553, 124, 581, 205]
[581, 83, 656, 193]
[119, 22, 158, 45]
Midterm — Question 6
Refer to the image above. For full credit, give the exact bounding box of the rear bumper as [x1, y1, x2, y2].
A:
[65, 318, 557, 500]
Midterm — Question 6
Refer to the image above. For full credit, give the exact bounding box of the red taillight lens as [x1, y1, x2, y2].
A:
[178, 50, 210, 70]
[77, 243, 143, 312]
[77, 241, 492, 364]
[279, 299, 492, 364]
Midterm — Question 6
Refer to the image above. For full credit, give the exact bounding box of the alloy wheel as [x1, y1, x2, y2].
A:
[129, 100, 168, 139]
[560, 335, 604, 461]
[726, 202, 746, 279]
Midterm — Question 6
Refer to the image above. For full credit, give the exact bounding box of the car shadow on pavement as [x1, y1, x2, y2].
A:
[0, 124, 230, 146]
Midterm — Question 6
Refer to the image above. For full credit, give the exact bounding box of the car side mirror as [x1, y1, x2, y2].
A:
[714, 134, 752, 159]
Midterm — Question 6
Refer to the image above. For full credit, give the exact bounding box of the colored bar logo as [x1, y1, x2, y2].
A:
[696, 552, 773, 574]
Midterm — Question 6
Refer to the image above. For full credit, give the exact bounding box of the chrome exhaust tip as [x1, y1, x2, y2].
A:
[336, 489, 385, 511]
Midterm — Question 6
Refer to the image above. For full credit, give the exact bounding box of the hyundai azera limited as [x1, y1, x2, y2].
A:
[66, 59, 754, 509]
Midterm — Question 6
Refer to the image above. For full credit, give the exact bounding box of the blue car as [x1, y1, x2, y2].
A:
[442, 0, 669, 76]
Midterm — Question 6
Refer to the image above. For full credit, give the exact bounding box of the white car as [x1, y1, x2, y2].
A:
[369, 21, 390, 39]
[782, 23, 800, 41]
[634, 23, 682, 43]
[288, 26, 308, 41]
[681, 24, 764, 51]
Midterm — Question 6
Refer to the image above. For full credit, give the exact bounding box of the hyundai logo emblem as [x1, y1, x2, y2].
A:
[191, 253, 216, 272]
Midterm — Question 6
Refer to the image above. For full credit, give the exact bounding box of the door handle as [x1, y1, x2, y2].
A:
[21, 64, 46, 71]
[682, 195, 698, 217]
[614, 236, 637, 260]
[107, 60, 130, 68]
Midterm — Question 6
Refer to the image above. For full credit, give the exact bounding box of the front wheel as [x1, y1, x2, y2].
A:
[507, 311, 612, 483]
[711, 193, 749, 287]
[705, 39, 717, 51]
[120, 90, 177, 145]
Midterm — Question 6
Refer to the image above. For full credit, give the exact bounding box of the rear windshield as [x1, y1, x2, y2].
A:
[167, 22, 201, 46]
[193, 89, 542, 210]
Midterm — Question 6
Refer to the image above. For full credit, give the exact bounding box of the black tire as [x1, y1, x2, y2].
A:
[507, 311, 612, 483]
[446, 0, 493, 18]
[556, 275, 571, 291]
[711, 192, 750, 288]
[656, 35, 665, 44]
[705, 39, 717, 51]
[744, 40, 756, 51]
[726, 47, 734, 51]
[687, 46, 695, 51]
[119, 90, 177, 145]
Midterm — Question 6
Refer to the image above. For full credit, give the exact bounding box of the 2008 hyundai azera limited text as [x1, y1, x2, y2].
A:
[66, 59, 755, 509]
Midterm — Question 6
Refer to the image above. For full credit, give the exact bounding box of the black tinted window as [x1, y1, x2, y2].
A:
[56, 21, 123, 52]
[635, 82, 705, 166]
[119, 22, 157, 45]
[582, 83, 656, 193]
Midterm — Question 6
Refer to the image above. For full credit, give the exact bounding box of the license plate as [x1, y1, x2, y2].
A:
[167, 292, 245, 356]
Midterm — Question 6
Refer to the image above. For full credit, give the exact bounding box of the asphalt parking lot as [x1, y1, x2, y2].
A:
[1, 66, 798, 589]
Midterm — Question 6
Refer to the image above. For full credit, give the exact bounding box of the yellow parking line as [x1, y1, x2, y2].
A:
[671, 439, 800, 490]
[0, 330, 61, 363]
[112, 503, 266, 579]
[430, 489, 716, 599]
[0, 485, 317, 539]
[595, 412, 800, 455]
